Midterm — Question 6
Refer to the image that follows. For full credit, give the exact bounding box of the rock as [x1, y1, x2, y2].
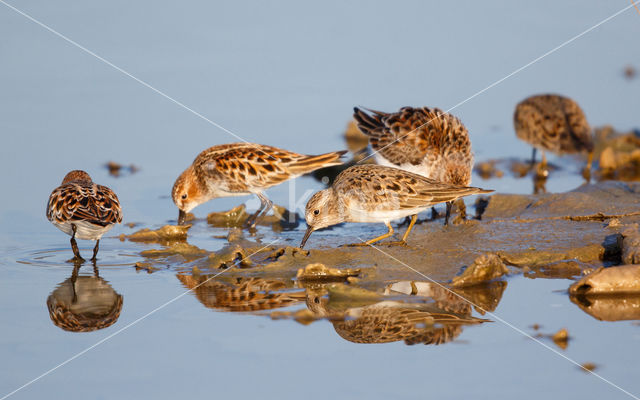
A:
[296, 263, 361, 282]
[127, 224, 191, 243]
[140, 242, 207, 261]
[134, 261, 158, 273]
[569, 265, 640, 295]
[207, 205, 250, 227]
[621, 226, 640, 264]
[207, 245, 252, 269]
[551, 328, 570, 350]
[451, 253, 508, 288]
[226, 228, 243, 243]
[579, 363, 597, 373]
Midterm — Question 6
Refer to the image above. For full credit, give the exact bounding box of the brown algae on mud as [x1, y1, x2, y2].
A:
[296, 263, 361, 282]
[128, 181, 640, 335]
[207, 204, 300, 230]
[127, 224, 191, 244]
[131, 182, 640, 285]
[451, 253, 508, 288]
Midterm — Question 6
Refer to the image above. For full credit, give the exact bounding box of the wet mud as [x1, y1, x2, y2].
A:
[125, 180, 640, 343]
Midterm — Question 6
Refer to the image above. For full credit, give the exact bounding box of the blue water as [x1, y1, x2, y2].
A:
[1, 1, 639, 399]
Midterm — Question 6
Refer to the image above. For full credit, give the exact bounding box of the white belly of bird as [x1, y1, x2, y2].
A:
[347, 206, 429, 224]
[52, 220, 114, 241]
[374, 154, 435, 178]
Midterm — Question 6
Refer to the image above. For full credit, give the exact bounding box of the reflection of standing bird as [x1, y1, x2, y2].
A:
[47, 264, 123, 332]
[300, 165, 492, 248]
[46, 170, 122, 261]
[172, 143, 346, 227]
[514, 94, 594, 181]
[353, 107, 474, 224]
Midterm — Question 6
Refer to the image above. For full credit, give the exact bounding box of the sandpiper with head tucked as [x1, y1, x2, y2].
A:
[514, 94, 594, 181]
[46, 170, 122, 261]
[299, 164, 492, 248]
[172, 143, 346, 227]
[353, 106, 474, 224]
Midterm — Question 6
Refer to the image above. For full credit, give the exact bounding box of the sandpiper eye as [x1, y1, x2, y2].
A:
[313, 209, 319, 215]
[181, 194, 188, 200]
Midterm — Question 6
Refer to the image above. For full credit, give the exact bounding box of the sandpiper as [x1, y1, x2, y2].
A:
[514, 94, 594, 180]
[354, 106, 474, 224]
[46, 170, 122, 261]
[172, 143, 346, 227]
[299, 164, 492, 248]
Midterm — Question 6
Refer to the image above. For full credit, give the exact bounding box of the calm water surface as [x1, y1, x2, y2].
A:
[1, 1, 639, 399]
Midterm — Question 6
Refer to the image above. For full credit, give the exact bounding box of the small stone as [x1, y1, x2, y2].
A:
[451, 253, 509, 288]
[296, 263, 360, 282]
[551, 328, 570, 350]
[127, 224, 191, 243]
[580, 362, 597, 372]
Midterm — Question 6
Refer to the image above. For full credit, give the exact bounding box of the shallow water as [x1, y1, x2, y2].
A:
[2, 1, 640, 399]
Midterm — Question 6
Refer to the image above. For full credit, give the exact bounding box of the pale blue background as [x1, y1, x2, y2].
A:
[1, 1, 639, 399]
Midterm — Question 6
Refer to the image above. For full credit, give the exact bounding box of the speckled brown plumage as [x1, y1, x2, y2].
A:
[331, 302, 485, 345]
[46, 170, 122, 260]
[301, 164, 492, 247]
[172, 143, 346, 227]
[177, 275, 306, 312]
[353, 107, 474, 186]
[514, 94, 593, 155]
[47, 171, 122, 227]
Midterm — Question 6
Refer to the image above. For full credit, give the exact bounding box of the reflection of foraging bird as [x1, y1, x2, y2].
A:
[354, 106, 474, 224]
[331, 301, 484, 345]
[172, 143, 346, 227]
[176, 275, 306, 312]
[300, 164, 492, 248]
[46, 170, 122, 261]
[514, 94, 594, 181]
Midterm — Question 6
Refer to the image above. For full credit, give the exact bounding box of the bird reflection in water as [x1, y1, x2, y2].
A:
[177, 270, 506, 346]
[177, 274, 306, 312]
[306, 281, 504, 345]
[47, 262, 123, 332]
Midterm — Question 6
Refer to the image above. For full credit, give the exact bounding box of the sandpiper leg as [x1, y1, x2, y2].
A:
[530, 148, 537, 169]
[346, 222, 394, 247]
[245, 193, 267, 228]
[387, 214, 417, 246]
[444, 201, 453, 226]
[91, 239, 100, 262]
[70, 225, 84, 261]
[246, 192, 273, 229]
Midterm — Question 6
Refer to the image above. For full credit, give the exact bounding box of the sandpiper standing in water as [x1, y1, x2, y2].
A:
[299, 164, 492, 248]
[172, 143, 346, 227]
[514, 94, 594, 182]
[46, 170, 122, 261]
[353, 106, 474, 224]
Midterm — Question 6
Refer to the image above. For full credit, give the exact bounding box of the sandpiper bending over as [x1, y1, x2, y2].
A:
[300, 164, 492, 248]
